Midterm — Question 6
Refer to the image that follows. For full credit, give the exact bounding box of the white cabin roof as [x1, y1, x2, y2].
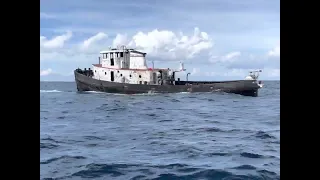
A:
[99, 47, 146, 55]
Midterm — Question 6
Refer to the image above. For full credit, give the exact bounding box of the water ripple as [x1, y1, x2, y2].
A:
[40, 81, 280, 179]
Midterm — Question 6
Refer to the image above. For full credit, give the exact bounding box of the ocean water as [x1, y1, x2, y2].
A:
[40, 81, 280, 180]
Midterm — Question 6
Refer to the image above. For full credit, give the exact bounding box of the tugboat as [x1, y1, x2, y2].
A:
[74, 46, 263, 96]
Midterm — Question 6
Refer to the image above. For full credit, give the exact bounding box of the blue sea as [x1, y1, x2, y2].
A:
[40, 81, 280, 180]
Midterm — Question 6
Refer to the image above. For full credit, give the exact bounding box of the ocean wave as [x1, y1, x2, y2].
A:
[240, 152, 264, 159]
[254, 131, 277, 140]
[40, 81, 280, 180]
[40, 142, 59, 150]
[40, 90, 62, 93]
[80, 91, 104, 94]
[41, 163, 279, 180]
[40, 155, 86, 165]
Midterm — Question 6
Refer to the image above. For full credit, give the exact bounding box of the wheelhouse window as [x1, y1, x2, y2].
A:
[102, 53, 108, 59]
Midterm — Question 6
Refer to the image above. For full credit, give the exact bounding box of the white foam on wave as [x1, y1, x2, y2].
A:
[85, 91, 104, 94]
[131, 93, 159, 96]
[40, 90, 62, 93]
[177, 92, 191, 94]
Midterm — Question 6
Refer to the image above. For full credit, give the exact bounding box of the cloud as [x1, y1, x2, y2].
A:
[40, 68, 76, 81]
[81, 32, 107, 49]
[268, 44, 280, 57]
[203, 67, 279, 80]
[204, 68, 246, 78]
[266, 68, 280, 77]
[40, 27, 213, 62]
[40, 12, 56, 19]
[116, 27, 213, 61]
[191, 68, 200, 75]
[211, 51, 242, 63]
[40, 31, 72, 49]
[208, 42, 280, 70]
[223, 51, 241, 60]
[210, 51, 242, 64]
[40, 31, 107, 62]
[112, 34, 129, 47]
[40, 68, 53, 76]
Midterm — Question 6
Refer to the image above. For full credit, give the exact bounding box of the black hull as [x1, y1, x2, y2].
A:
[74, 70, 261, 97]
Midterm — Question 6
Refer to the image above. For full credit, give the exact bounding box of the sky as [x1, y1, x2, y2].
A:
[40, 0, 280, 81]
